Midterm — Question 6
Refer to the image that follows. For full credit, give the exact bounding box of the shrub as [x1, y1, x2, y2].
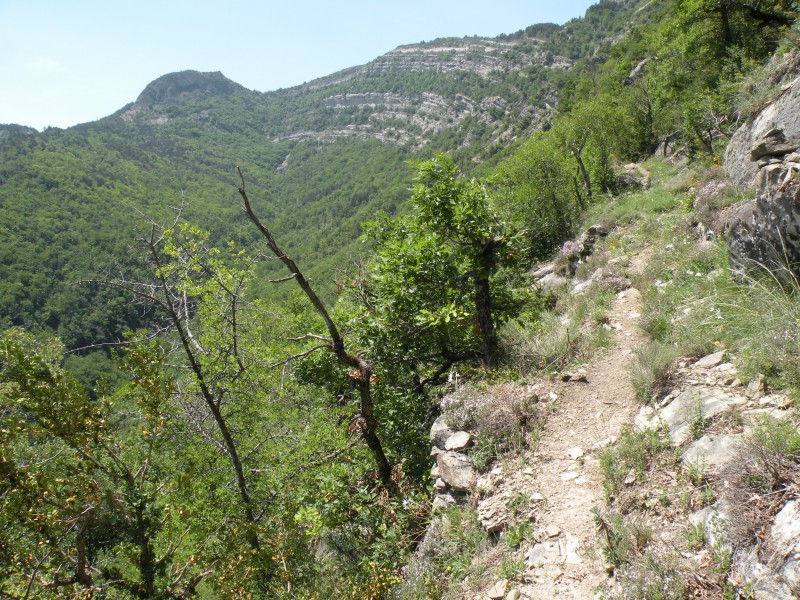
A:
[592, 509, 653, 568]
[599, 425, 672, 501]
[629, 341, 677, 404]
[610, 550, 688, 600]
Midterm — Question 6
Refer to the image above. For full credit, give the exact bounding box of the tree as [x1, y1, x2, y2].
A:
[0, 329, 209, 598]
[237, 169, 395, 488]
[96, 216, 352, 596]
[552, 97, 620, 206]
[677, 0, 797, 60]
[361, 155, 524, 369]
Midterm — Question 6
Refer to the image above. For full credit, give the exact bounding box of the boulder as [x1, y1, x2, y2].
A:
[537, 272, 568, 293]
[694, 350, 727, 370]
[616, 163, 651, 190]
[726, 184, 800, 284]
[487, 579, 508, 599]
[683, 433, 740, 470]
[444, 430, 473, 451]
[435, 451, 475, 491]
[430, 415, 454, 450]
[725, 78, 800, 190]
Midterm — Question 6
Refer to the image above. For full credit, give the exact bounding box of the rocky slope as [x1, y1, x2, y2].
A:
[111, 35, 570, 151]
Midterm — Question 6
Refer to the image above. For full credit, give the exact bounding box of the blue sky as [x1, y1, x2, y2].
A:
[1, 0, 598, 130]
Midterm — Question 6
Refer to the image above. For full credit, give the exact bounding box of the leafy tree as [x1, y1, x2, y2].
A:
[361, 155, 524, 369]
[0, 329, 208, 598]
[98, 218, 358, 596]
[494, 132, 578, 261]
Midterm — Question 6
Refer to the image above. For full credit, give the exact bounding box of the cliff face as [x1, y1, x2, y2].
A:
[112, 36, 569, 150]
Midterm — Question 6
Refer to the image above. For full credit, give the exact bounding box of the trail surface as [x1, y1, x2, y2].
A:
[517, 284, 644, 598]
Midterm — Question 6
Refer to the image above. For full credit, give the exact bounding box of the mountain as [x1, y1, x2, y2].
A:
[0, 0, 643, 353]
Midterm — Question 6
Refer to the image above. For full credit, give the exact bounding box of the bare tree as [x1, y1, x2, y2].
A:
[236, 168, 394, 487]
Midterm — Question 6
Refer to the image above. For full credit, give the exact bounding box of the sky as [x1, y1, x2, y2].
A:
[0, 0, 598, 131]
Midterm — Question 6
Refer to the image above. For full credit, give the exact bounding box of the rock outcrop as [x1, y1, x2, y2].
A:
[736, 500, 800, 599]
[724, 77, 800, 192]
[135, 70, 245, 106]
[726, 183, 800, 283]
[633, 348, 800, 598]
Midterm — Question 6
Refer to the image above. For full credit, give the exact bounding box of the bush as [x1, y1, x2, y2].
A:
[599, 425, 673, 501]
[629, 341, 677, 404]
[609, 550, 688, 600]
[393, 506, 490, 600]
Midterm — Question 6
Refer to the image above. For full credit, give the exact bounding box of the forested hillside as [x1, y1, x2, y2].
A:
[0, 0, 644, 357]
[2, 0, 799, 597]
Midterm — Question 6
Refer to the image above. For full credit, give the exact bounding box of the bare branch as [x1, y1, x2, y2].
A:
[268, 344, 329, 369]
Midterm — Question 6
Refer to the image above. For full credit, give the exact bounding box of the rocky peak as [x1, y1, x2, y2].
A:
[135, 70, 245, 106]
[0, 124, 38, 139]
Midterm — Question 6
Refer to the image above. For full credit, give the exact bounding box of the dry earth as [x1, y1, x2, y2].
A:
[516, 287, 644, 598]
[465, 254, 651, 600]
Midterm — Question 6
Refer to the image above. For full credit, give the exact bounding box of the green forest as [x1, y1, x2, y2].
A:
[2, 0, 799, 597]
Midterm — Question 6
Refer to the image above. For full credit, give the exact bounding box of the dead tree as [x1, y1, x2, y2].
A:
[236, 168, 394, 488]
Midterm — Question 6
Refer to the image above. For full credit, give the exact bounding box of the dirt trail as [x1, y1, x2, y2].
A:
[517, 259, 647, 599]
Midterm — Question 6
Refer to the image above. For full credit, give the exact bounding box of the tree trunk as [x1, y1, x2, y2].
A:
[474, 242, 498, 368]
[573, 147, 593, 205]
[238, 170, 394, 489]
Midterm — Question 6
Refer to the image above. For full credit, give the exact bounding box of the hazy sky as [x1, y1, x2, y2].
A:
[1, 0, 598, 130]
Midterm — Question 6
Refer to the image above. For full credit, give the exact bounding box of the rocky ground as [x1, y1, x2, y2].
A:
[419, 230, 800, 599]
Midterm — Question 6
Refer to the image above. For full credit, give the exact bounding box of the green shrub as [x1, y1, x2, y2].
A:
[610, 550, 688, 600]
[592, 509, 653, 568]
[599, 425, 672, 501]
[630, 341, 677, 404]
[393, 506, 490, 600]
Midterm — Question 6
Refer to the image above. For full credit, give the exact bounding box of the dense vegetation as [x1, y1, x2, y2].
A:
[2, 0, 799, 596]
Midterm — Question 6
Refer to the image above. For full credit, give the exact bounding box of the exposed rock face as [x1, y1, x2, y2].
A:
[737, 500, 800, 599]
[616, 162, 651, 191]
[724, 78, 800, 191]
[135, 70, 245, 106]
[0, 124, 38, 139]
[726, 184, 800, 283]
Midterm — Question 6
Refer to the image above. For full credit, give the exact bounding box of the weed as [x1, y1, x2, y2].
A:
[688, 401, 707, 440]
[682, 457, 705, 488]
[501, 276, 615, 376]
[598, 187, 681, 228]
[629, 341, 677, 404]
[599, 425, 672, 501]
[503, 522, 530, 549]
[497, 554, 525, 581]
[686, 522, 706, 550]
[744, 415, 800, 485]
[592, 509, 653, 568]
[609, 550, 687, 600]
[718, 271, 800, 389]
[507, 491, 530, 515]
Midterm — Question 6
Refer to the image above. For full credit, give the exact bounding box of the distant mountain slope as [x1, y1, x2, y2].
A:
[0, 0, 646, 351]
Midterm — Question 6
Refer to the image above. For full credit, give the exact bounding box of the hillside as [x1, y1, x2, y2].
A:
[3, 0, 800, 598]
[0, 0, 643, 356]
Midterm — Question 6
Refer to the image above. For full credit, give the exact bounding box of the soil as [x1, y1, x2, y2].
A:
[517, 284, 646, 598]
[469, 254, 651, 600]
